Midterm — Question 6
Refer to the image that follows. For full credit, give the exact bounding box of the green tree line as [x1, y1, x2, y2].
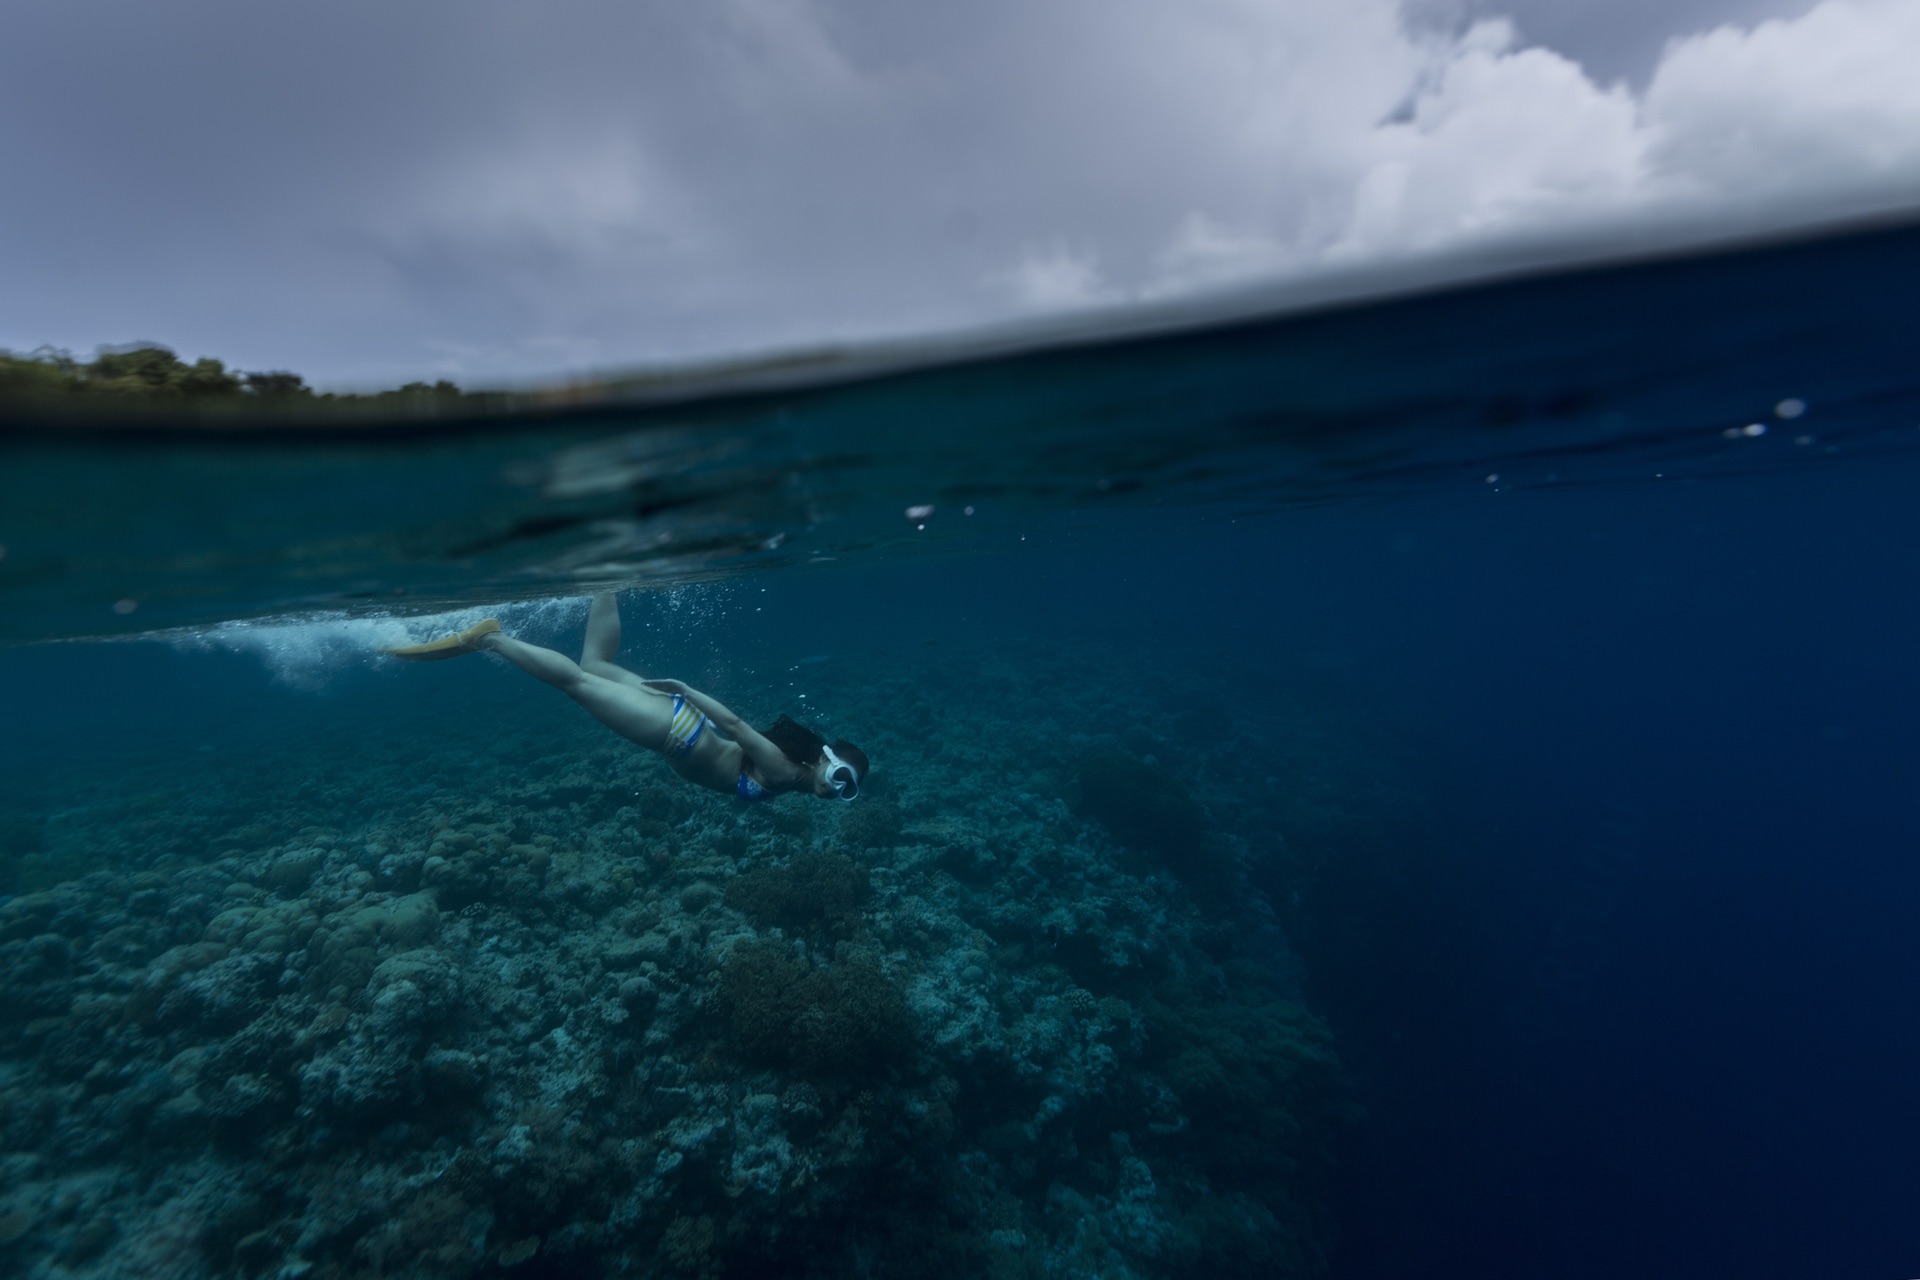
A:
[0, 343, 471, 412]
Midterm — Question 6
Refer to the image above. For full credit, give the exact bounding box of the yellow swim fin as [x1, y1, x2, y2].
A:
[381, 618, 501, 661]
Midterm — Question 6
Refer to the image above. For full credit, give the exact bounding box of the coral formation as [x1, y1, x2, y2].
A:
[723, 850, 869, 939]
[719, 940, 911, 1082]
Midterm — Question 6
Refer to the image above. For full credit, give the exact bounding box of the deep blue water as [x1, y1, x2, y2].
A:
[4, 222, 1920, 1278]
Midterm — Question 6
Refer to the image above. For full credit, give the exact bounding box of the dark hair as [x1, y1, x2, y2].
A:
[762, 715, 870, 779]
[762, 715, 826, 766]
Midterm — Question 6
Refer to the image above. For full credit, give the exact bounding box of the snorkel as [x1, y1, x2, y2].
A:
[819, 745, 861, 801]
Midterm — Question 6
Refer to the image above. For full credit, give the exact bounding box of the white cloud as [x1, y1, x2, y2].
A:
[1330, 21, 1648, 259]
[998, 0, 1920, 313]
[1002, 246, 1118, 310]
[1644, 0, 1920, 199]
[1152, 214, 1298, 295]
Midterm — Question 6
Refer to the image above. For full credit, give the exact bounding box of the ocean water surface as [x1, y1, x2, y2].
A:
[4, 221, 1920, 1279]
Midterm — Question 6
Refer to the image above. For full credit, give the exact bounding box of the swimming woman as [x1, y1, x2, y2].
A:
[382, 593, 867, 803]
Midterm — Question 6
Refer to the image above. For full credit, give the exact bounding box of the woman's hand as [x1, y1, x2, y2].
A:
[641, 678, 689, 695]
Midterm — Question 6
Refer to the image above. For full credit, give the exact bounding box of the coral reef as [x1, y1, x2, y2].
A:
[0, 644, 1364, 1279]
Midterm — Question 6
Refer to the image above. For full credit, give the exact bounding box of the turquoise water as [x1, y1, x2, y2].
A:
[4, 222, 1920, 1278]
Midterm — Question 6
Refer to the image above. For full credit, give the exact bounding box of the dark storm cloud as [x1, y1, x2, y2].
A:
[1, 0, 1911, 388]
[3, 0, 1104, 383]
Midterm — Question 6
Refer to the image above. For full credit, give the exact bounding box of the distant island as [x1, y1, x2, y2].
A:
[0, 334, 946, 430]
[0, 344, 481, 417]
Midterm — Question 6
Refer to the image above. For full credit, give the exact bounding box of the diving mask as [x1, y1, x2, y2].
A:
[820, 745, 861, 801]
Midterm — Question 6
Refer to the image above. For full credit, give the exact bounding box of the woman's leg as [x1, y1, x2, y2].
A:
[580, 592, 654, 690]
[583, 592, 623, 671]
[477, 632, 669, 748]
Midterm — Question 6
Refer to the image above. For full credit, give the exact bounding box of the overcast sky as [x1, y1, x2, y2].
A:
[4, 0, 1918, 388]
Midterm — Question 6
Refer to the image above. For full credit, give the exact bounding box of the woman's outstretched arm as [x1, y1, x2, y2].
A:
[643, 679, 802, 782]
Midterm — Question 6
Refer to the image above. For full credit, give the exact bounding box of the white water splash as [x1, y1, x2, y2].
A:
[146, 586, 745, 691]
[156, 597, 596, 691]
